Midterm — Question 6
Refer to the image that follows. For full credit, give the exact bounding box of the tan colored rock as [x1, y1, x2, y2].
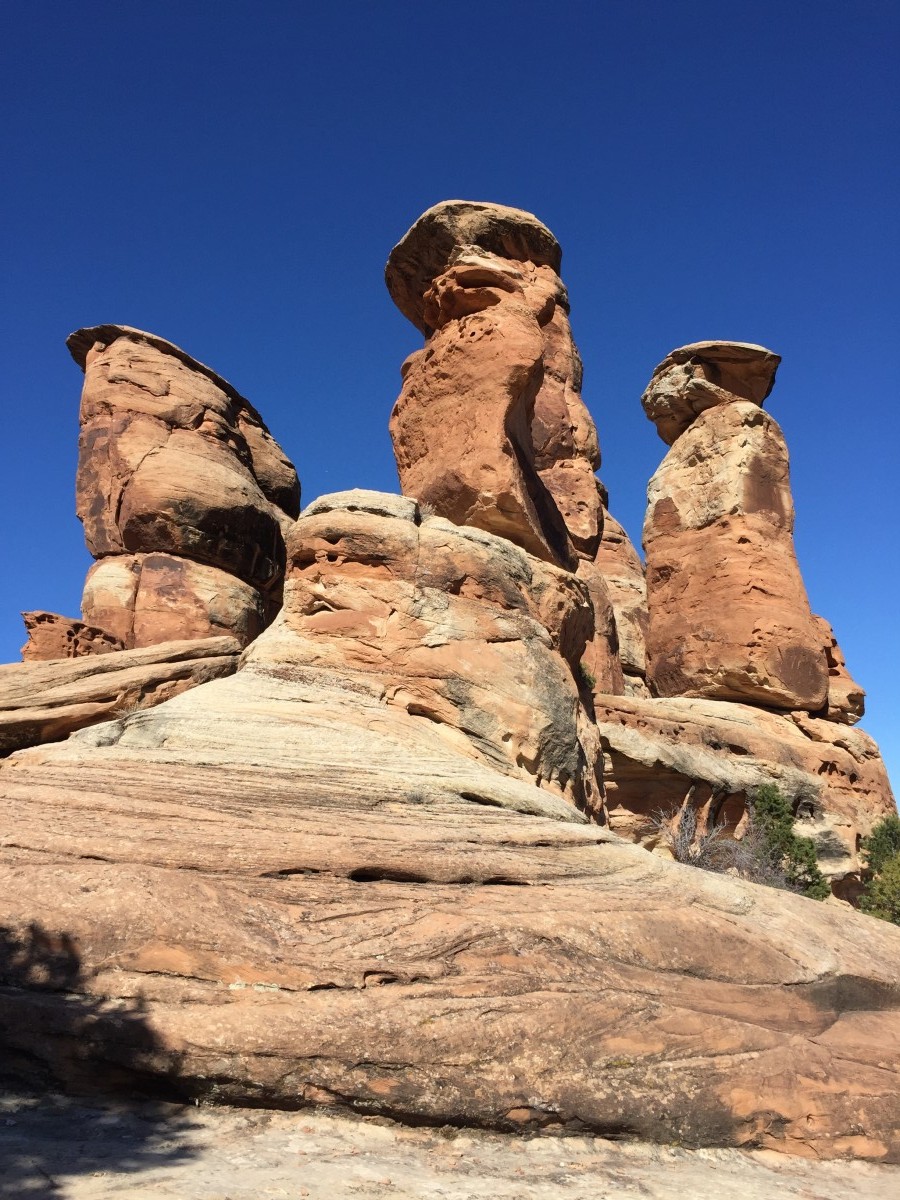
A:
[642, 341, 781, 445]
[0, 636, 239, 755]
[593, 507, 648, 684]
[593, 692, 896, 893]
[644, 402, 828, 709]
[246, 490, 601, 813]
[81, 553, 265, 649]
[813, 615, 866, 725]
[20, 611, 123, 661]
[70, 325, 298, 591]
[1, 666, 899, 1159]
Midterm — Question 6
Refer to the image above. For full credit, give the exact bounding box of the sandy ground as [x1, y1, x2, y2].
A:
[2, 1092, 898, 1200]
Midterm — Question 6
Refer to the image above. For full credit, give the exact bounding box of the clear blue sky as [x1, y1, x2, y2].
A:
[2, 2, 897, 791]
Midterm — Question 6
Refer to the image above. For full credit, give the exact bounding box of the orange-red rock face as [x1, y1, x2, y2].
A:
[67, 325, 298, 649]
[643, 401, 828, 709]
[387, 201, 622, 689]
[20, 611, 124, 661]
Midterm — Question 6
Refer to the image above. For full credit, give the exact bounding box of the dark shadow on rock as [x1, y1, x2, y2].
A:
[0, 923, 198, 1197]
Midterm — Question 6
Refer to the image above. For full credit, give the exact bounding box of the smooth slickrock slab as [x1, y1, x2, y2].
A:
[246, 490, 601, 813]
[20, 611, 123, 661]
[0, 636, 239, 755]
[1, 666, 899, 1161]
[593, 692, 896, 894]
[641, 341, 781, 445]
[643, 402, 828, 709]
[4, 1096, 900, 1200]
[82, 554, 266, 649]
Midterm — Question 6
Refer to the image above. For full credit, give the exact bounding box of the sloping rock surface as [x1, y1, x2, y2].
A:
[0, 636, 239, 755]
[1, 662, 900, 1162]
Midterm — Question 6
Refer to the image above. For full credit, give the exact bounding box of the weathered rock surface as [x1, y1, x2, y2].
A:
[389, 245, 576, 567]
[641, 341, 781, 445]
[593, 692, 896, 891]
[592, 508, 648, 689]
[5, 1096, 900, 1200]
[246, 490, 601, 813]
[385, 200, 562, 335]
[0, 636, 239, 755]
[62, 325, 299, 649]
[814, 615, 866, 725]
[82, 554, 266, 649]
[1, 666, 900, 1161]
[644, 401, 828, 709]
[20, 610, 123, 661]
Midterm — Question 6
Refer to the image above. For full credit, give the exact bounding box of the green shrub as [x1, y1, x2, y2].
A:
[749, 784, 830, 901]
[858, 814, 900, 925]
[859, 853, 900, 924]
[860, 814, 900, 875]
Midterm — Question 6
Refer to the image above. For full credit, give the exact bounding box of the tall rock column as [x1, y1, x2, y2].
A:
[641, 341, 829, 709]
[69, 325, 300, 649]
[386, 200, 625, 697]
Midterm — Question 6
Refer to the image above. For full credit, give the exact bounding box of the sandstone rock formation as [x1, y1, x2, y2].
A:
[0, 636, 239, 755]
[592, 506, 649, 694]
[641, 340, 780, 445]
[2, 664, 900, 1160]
[593, 692, 895, 894]
[814, 615, 866, 725]
[20, 611, 124, 661]
[643, 383, 828, 709]
[68, 325, 299, 649]
[245, 490, 602, 815]
[387, 201, 624, 689]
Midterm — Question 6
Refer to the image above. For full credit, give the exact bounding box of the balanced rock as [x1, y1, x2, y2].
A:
[644, 398, 828, 709]
[20, 611, 124, 661]
[67, 325, 299, 648]
[641, 341, 780, 445]
[245, 490, 602, 814]
[388, 201, 607, 570]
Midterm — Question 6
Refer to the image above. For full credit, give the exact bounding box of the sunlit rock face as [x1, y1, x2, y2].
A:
[386, 200, 623, 691]
[68, 324, 299, 648]
[641, 345, 828, 710]
[245, 490, 603, 815]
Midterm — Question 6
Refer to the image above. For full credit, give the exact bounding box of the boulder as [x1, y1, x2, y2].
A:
[641, 341, 781, 445]
[1, 666, 899, 1160]
[245, 490, 601, 814]
[81, 554, 266, 649]
[0, 636, 239, 755]
[20, 611, 123, 661]
[593, 692, 896, 894]
[643, 402, 828, 709]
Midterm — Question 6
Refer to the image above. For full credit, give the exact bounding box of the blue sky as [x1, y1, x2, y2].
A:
[2, 2, 898, 789]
